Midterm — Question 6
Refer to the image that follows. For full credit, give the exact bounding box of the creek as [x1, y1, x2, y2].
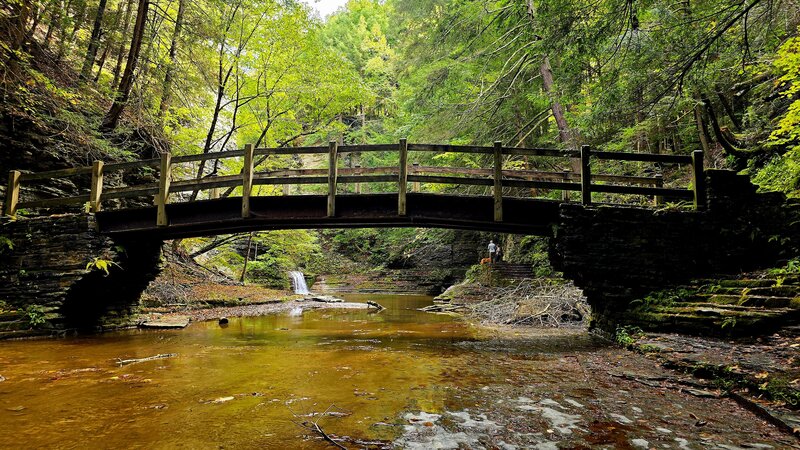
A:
[0, 294, 792, 449]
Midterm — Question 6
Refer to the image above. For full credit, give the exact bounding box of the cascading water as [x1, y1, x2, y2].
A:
[289, 271, 309, 295]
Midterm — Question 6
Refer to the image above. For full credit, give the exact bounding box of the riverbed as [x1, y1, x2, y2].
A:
[0, 294, 795, 449]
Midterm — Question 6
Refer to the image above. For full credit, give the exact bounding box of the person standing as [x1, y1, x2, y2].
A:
[488, 240, 497, 263]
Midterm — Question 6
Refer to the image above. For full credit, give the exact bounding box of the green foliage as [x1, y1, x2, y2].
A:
[246, 231, 321, 288]
[630, 288, 694, 308]
[768, 258, 800, 275]
[24, 305, 46, 328]
[0, 236, 13, 253]
[721, 316, 737, 329]
[614, 326, 643, 347]
[509, 236, 553, 277]
[85, 258, 120, 276]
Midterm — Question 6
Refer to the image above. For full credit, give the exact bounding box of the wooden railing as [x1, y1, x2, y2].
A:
[3, 141, 705, 226]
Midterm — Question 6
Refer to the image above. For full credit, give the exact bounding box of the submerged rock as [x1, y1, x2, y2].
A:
[140, 316, 190, 329]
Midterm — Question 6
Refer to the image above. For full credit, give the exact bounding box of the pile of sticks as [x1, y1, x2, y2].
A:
[466, 279, 589, 327]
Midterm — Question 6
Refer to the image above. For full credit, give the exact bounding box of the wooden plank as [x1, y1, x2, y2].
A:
[103, 158, 160, 172]
[242, 144, 254, 218]
[18, 195, 90, 209]
[89, 161, 104, 212]
[103, 185, 159, 200]
[590, 183, 694, 199]
[502, 147, 580, 158]
[4, 171, 20, 216]
[354, 165, 362, 194]
[327, 141, 338, 217]
[562, 170, 571, 201]
[580, 145, 592, 205]
[493, 141, 503, 222]
[255, 146, 328, 156]
[157, 153, 171, 227]
[170, 176, 241, 192]
[592, 151, 693, 164]
[408, 143, 492, 154]
[412, 163, 420, 192]
[254, 176, 328, 186]
[398, 139, 408, 216]
[654, 174, 664, 206]
[171, 150, 246, 164]
[339, 144, 397, 153]
[692, 150, 706, 209]
[19, 166, 92, 181]
[338, 175, 398, 184]
[502, 179, 581, 191]
[407, 175, 494, 187]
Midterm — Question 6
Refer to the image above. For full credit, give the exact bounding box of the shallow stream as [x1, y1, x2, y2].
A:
[0, 294, 793, 449]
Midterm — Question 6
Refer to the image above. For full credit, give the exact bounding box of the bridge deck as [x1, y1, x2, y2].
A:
[96, 193, 562, 239]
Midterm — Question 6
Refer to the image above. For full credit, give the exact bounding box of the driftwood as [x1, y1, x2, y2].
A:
[117, 353, 177, 366]
[366, 301, 385, 310]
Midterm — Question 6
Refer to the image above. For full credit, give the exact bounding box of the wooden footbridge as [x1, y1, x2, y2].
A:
[3, 141, 705, 238]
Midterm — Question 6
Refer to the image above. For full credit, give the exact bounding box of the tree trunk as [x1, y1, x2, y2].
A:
[112, 0, 135, 90]
[93, 0, 123, 82]
[44, 0, 62, 45]
[4, 1, 30, 54]
[101, 0, 148, 132]
[158, 0, 186, 120]
[239, 233, 253, 284]
[694, 101, 711, 154]
[539, 56, 581, 171]
[80, 0, 108, 80]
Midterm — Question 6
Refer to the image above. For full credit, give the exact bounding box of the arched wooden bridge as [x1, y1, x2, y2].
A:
[3, 141, 705, 238]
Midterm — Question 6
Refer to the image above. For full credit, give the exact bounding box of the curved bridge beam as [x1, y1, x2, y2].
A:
[96, 194, 561, 239]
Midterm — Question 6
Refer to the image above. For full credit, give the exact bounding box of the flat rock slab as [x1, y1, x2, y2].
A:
[305, 295, 345, 303]
[140, 316, 190, 329]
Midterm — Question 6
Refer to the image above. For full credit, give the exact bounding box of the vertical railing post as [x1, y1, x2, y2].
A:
[398, 138, 408, 216]
[493, 141, 503, 222]
[89, 161, 104, 213]
[580, 145, 592, 206]
[692, 149, 706, 210]
[354, 164, 362, 194]
[327, 141, 338, 217]
[4, 170, 21, 216]
[157, 153, 171, 227]
[562, 169, 571, 202]
[210, 174, 220, 199]
[412, 163, 420, 193]
[242, 144, 254, 218]
[654, 173, 664, 206]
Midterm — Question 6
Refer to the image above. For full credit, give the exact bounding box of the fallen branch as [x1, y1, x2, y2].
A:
[289, 403, 349, 450]
[117, 353, 177, 366]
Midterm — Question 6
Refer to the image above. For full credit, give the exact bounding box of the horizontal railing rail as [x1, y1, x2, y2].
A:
[3, 140, 705, 227]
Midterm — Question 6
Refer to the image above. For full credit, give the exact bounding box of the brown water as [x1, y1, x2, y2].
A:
[0, 294, 794, 449]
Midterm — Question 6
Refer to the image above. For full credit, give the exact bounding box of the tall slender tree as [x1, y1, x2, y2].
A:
[101, 0, 148, 132]
[80, 0, 108, 80]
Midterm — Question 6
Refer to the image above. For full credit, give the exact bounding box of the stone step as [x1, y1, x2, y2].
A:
[692, 294, 799, 309]
[695, 285, 800, 297]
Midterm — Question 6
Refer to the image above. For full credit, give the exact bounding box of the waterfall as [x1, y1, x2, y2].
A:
[289, 271, 309, 295]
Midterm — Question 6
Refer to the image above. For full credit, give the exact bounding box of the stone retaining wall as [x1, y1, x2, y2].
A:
[551, 170, 800, 332]
[0, 214, 162, 338]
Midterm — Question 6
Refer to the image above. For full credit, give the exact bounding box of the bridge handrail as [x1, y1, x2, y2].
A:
[3, 141, 705, 223]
